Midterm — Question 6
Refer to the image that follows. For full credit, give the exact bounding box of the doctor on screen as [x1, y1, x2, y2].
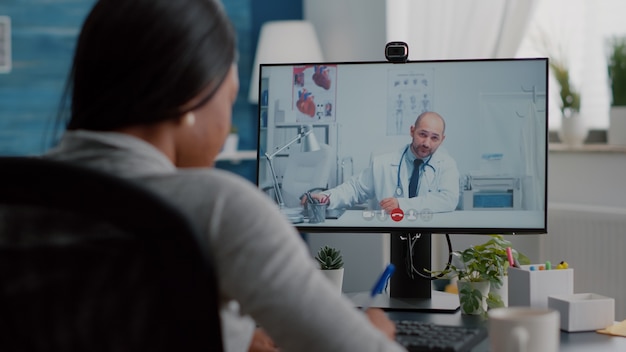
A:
[308, 111, 459, 213]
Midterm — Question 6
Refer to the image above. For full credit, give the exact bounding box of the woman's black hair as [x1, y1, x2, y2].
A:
[59, 0, 236, 131]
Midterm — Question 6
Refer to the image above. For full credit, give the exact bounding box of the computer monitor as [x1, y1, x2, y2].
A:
[255, 58, 548, 311]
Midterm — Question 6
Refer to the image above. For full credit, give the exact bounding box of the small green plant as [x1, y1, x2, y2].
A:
[458, 283, 486, 315]
[486, 291, 505, 310]
[450, 235, 529, 285]
[315, 245, 344, 270]
[533, 28, 580, 115]
[607, 36, 626, 106]
[430, 235, 530, 316]
[550, 59, 581, 115]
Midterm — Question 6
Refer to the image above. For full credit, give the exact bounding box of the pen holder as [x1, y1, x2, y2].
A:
[307, 203, 327, 224]
[508, 265, 574, 309]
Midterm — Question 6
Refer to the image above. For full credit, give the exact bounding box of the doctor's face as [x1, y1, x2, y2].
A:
[409, 112, 445, 159]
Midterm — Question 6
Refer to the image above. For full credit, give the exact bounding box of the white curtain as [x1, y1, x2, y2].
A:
[386, 0, 537, 60]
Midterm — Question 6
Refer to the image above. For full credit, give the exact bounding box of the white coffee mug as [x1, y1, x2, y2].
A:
[488, 307, 560, 352]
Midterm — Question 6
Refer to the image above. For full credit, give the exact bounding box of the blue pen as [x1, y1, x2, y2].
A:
[361, 263, 395, 311]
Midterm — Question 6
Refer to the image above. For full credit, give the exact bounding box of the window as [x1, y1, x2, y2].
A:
[516, 0, 626, 131]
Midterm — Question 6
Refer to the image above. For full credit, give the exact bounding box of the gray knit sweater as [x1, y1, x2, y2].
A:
[45, 130, 406, 352]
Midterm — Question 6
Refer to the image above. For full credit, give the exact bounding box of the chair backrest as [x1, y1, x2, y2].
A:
[0, 157, 222, 352]
[280, 143, 334, 208]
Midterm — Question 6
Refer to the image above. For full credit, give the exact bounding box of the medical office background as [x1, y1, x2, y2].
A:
[261, 60, 546, 216]
[2, 0, 626, 320]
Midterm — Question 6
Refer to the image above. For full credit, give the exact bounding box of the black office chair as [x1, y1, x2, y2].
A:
[0, 157, 222, 352]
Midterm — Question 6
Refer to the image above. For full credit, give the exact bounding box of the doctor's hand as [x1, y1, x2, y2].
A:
[248, 328, 279, 352]
[300, 192, 328, 206]
[379, 197, 399, 213]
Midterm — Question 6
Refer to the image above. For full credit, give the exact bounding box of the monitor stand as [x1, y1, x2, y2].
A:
[347, 232, 460, 313]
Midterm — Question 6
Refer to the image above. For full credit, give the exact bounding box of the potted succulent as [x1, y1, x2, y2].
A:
[607, 36, 626, 145]
[314, 245, 344, 294]
[430, 235, 529, 316]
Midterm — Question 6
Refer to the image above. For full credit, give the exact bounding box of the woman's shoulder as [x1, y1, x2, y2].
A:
[137, 168, 280, 229]
[155, 167, 251, 186]
[140, 168, 267, 205]
[178, 167, 253, 186]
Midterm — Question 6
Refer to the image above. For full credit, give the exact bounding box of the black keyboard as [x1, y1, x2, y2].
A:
[394, 320, 487, 352]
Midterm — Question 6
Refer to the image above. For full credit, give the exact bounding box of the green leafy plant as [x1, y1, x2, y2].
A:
[430, 235, 530, 316]
[458, 282, 487, 315]
[607, 36, 626, 106]
[550, 59, 581, 115]
[314, 245, 344, 270]
[533, 29, 580, 115]
[486, 291, 505, 310]
[455, 236, 529, 281]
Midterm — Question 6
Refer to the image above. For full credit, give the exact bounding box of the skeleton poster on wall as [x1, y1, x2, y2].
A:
[293, 64, 337, 123]
[387, 69, 434, 135]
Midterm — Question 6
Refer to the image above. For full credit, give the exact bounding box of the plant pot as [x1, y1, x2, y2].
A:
[457, 280, 490, 315]
[320, 268, 344, 294]
[608, 106, 626, 146]
[558, 110, 588, 148]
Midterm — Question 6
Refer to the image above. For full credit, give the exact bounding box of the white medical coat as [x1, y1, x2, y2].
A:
[327, 145, 460, 213]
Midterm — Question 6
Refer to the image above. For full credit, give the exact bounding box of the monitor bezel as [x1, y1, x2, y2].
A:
[255, 57, 549, 235]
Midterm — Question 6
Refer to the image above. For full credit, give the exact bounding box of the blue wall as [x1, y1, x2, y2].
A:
[0, 0, 302, 183]
[217, 0, 302, 182]
[0, 0, 94, 156]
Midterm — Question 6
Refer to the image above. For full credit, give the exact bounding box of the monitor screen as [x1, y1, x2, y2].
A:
[256, 58, 548, 235]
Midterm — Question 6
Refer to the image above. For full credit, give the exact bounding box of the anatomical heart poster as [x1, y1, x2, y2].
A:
[293, 64, 337, 123]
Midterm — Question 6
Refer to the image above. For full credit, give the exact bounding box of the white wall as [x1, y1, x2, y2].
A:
[304, 0, 386, 62]
[548, 150, 626, 208]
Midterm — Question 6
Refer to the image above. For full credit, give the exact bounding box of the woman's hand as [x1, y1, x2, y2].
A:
[365, 308, 397, 341]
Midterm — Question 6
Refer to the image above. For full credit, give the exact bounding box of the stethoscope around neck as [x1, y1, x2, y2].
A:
[395, 145, 434, 197]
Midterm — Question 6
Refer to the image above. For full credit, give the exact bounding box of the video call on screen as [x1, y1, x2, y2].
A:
[257, 58, 548, 233]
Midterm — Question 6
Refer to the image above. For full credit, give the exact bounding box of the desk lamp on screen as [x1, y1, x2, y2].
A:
[255, 44, 548, 312]
[264, 125, 322, 223]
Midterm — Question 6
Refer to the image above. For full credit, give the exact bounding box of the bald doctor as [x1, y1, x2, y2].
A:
[308, 111, 459, 214]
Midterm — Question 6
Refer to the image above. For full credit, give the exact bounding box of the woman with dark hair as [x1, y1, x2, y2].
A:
[45, 0, 406, 351]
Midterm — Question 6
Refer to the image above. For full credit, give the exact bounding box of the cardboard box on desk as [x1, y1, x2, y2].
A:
[508, 265, 573, 308]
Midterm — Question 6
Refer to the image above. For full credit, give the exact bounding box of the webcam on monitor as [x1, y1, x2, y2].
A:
[385, 41, 409, 63]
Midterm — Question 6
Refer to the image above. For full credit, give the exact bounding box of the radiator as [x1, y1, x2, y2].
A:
[545, 202, 626, 320]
